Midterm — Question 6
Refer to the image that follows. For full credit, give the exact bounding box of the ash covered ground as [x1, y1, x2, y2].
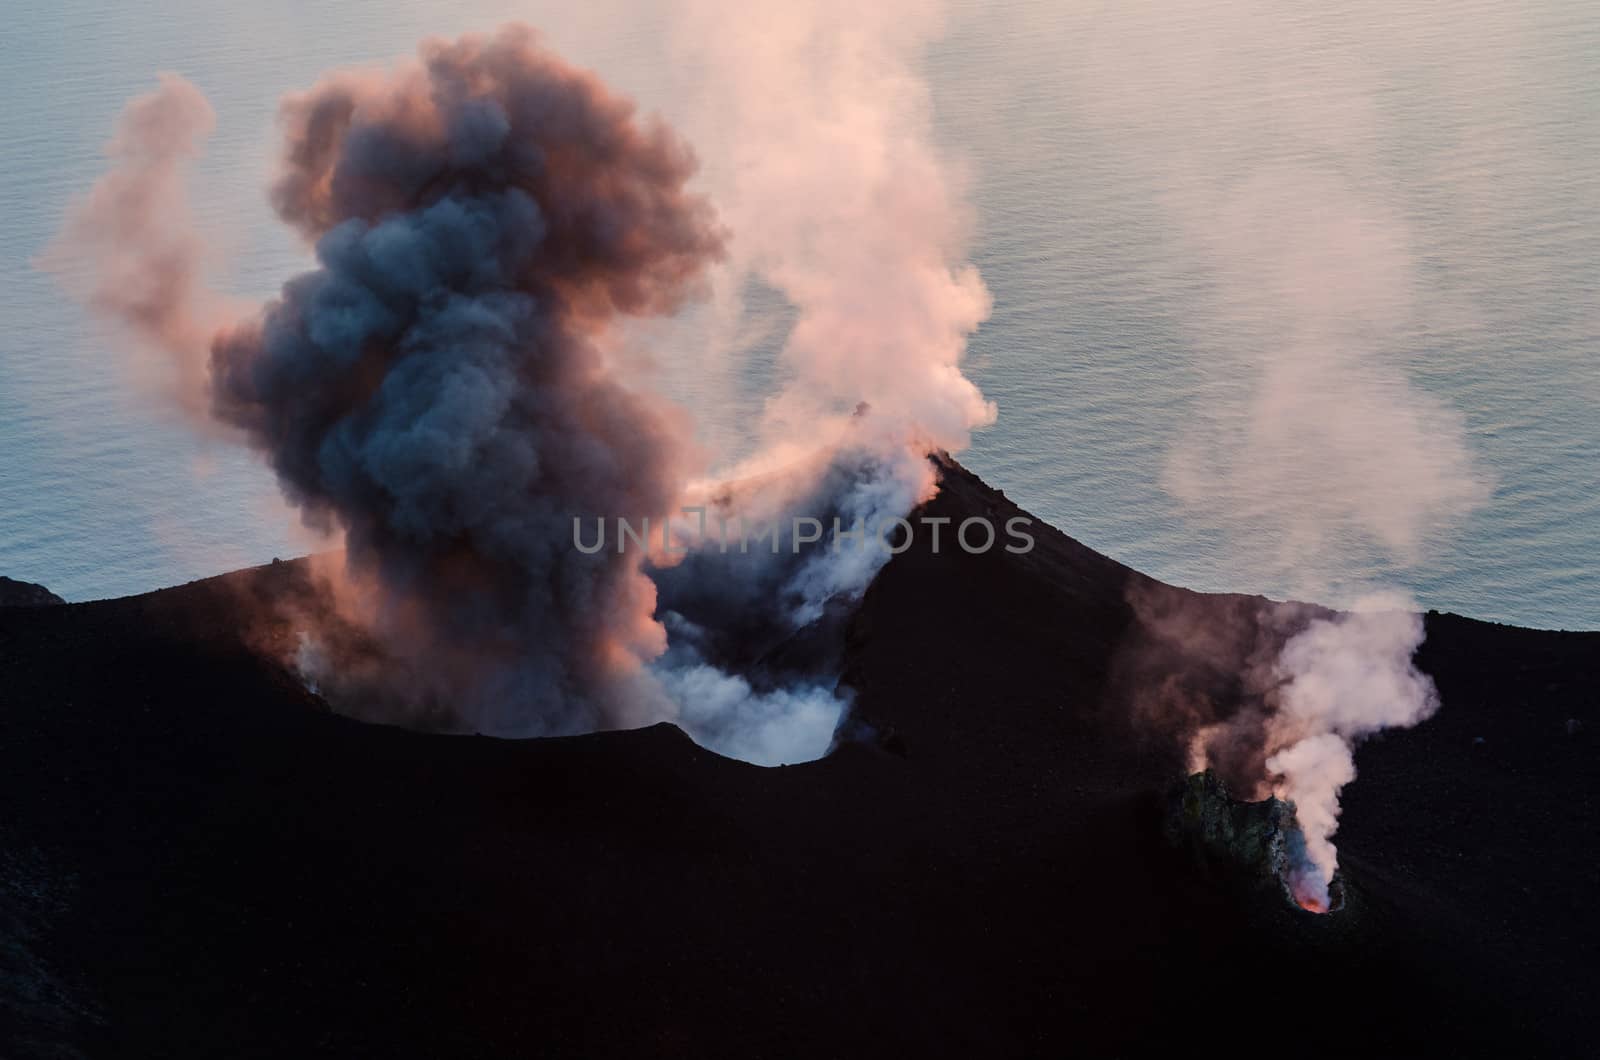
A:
[0, 457, 1595, 1057]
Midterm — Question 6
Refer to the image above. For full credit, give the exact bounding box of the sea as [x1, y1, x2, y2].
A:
[2, 0, 1596, 629]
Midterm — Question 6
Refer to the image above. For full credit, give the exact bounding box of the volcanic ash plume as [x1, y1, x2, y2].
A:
[59, 28, 724, 736]
[54, 14, 998, 763]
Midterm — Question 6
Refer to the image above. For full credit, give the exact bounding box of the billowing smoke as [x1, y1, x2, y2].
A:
[40, 74, 231, 419]
[667, 0, 994, 571]
[1262, 734, 1354, 911]
[50, 17, 994, 764]
[641, 0, 997, 757]
[1067, 5, 1490, 905]
[1262, 599, 1440, 910]
[56, 28, 721, 737]
[673, 0, 994, 453]
[211, 29, 729, 736]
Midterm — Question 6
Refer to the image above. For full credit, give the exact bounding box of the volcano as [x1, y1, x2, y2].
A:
[1, 457, 1595, 1057]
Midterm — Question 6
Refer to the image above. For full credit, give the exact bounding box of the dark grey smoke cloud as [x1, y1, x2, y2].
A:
[50, 23, 997, 763]
[201, 27, 722, 734]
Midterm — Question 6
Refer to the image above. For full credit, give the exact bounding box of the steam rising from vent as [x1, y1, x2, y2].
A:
[649, 0, 997, 640]
[48, 16, 994, 764]
[1264, 601, 1440, 911]
[1078, 5, 1489, 907]
[671, 0, 995, 466]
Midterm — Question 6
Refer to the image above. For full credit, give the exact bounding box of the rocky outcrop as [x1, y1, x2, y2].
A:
[1166, 771, 1296, 882]
[0, 578, 64, 608]
[1165, 770, 1348, 912]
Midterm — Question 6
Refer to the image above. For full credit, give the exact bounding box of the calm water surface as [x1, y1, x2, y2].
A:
[1, 0, 1596, 629]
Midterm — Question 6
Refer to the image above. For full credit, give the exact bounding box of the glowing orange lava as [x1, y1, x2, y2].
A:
[1296, 896, 1328, 914]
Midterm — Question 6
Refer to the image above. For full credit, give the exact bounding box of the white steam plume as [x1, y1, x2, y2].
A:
[571, 0, 1010, 759]
[670, 0, 994, 536]
[642, 0, 998, 762]
[1264, 598, 1441, 910]
[675, 0, 993, 449]
[1057, 4, 1491, 905]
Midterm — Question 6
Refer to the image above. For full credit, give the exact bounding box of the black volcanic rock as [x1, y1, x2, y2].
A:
[0, 458, 1595, 1058]
[0, 577, 64, 608]
[1165, 770, 1296, 881]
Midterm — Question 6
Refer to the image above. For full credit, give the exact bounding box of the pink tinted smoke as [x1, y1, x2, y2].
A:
[42, 74, 232, 420]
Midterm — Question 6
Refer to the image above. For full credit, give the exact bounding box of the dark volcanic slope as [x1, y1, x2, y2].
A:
[1, 458, 1596, 1058]
[0, 577, 64, 608]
